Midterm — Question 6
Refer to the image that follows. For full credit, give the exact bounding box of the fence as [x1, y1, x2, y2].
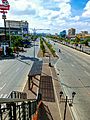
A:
[0, 93, 42, 120]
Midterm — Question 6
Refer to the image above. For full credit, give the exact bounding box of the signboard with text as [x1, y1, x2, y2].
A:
[0, 0, 10, 11]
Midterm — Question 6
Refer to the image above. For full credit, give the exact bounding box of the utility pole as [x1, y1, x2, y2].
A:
[63, 96, 67, 120]
[8, 20, 11, 47]
[2, 13, 6, 42]
[0, 0, 10, 42]
[33, 28, 36, 58]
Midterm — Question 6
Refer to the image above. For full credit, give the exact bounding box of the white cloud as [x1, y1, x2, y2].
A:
[53, 0, 70, 2]
[58, 2, 71, 17]
[0, 0, 90, 34]
[82, 0, 90, 17]
[69, 16, 80, 21]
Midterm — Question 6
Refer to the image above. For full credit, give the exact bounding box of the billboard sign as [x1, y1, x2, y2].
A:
[0, 0, 10, 11]
[23, 27, 28, 34]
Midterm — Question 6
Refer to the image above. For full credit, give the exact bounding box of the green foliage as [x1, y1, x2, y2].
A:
[80, 38, 90, 46]
[70, 41, 75, 44]
[65, 39, 70, 43]
[40, 38, 45, 56]
[11, 36, 23, 47]
[75, 37, 80, 44]
[44, 39, 56, 57]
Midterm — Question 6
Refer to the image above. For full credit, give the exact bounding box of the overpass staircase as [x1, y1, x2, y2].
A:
[0, 91, 42, 120]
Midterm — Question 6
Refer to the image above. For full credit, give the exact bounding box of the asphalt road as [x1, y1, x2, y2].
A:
[0, 39, 40, 98]
[53, 42, 90, 120]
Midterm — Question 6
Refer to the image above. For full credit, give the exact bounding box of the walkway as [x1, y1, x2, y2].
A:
[23, 63, 73, 120]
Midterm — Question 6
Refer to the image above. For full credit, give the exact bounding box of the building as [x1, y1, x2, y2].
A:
[81, 31, 88, 34]
[6, 20, 29, 36]
[76, 33, 90, 40]
[0, 20, 29, 37]
[0, 27, 21, 35]
[68, 28, 76, 36]
[59, 30, 66, 38]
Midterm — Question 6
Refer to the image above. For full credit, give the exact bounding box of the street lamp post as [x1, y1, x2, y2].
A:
[60, 91, 76, 120]
[8, 20, 11, 47]
[2, 13, 6, 42]
[49, 54, 51, 67]
[33, 30, 36, 58]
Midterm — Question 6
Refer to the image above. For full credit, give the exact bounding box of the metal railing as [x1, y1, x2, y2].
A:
[8, 91, 27, 99]
[0, 93, 42, 120]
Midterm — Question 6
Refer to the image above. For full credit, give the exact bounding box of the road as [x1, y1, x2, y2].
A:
[52, 42, 90, 120]
[0, 39, 40, 98]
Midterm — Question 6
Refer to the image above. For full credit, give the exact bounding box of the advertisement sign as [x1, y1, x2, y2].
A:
[0, 0, 10, 11]
[23, 27, 28, 34]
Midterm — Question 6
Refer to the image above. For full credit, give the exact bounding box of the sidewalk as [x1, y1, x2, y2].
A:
[23, 62, 73, 120]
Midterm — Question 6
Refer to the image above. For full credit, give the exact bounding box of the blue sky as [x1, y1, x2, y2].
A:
[0, 0, 90, 34]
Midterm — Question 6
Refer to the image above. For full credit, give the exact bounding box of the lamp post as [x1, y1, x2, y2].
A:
[49, 54, 51, 67]
[33, 29, 36, 58]
[2, 13, 6, 42]
[60, 91, 76, 120]
[8, 20, 11, 47]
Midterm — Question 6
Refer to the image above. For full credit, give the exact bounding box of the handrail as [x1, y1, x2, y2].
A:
[0, 98, 36, 104]
[8, 90, 27, 99]
[0, 93, 42, 120]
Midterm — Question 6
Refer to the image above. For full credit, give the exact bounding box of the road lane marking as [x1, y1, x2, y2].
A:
[3, 94, 8, 98]
[84, 71, 90, 76]
[71, 64, 74, 67]
[0, 94, 3, 98]
[16, 68, 19, 72]
[0, 71, 1, 75]
[0, 83, 6, 91]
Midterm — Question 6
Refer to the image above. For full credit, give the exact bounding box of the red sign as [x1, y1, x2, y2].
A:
[0, 4, 10, 10]
[0, 0, 10, 11]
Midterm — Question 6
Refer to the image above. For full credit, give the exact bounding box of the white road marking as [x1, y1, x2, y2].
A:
[3, 94, 8, 98]
[84, 71, 90, 76]
[0, 83, 6, 91]
[71, 64, 74, 67]
[16, 68, 20, 72]
[0, 94, 3, 98]
[0, 71, 1, 75]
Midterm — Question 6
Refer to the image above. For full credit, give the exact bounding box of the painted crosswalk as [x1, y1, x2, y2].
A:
[0, 94, 8, 98]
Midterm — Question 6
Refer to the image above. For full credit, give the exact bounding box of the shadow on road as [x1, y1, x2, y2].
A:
[19, 55, 39, 61]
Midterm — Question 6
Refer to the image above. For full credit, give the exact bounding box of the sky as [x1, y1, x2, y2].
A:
[0, 0, 90, 34]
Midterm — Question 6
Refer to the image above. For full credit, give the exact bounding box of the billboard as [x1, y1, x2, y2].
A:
[0, 0, 10, 11]
[23, 27, 28, 34]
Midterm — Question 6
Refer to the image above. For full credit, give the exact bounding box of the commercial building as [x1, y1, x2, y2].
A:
[76, 33, 90, 40]
[0, 20, 29, 36]
[81, 31, 88, 34]
[59, 30, 66, 38]
[68, 28, 76, 36]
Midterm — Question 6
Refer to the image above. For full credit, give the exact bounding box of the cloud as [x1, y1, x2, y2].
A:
[53, 0, 70, 2]
[0, 0, 90, 34]
[69, 16, 80, 21]
[14, 7, 36, 16]
[59, 2, 71, 17]
[82, 0, 90, 17]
